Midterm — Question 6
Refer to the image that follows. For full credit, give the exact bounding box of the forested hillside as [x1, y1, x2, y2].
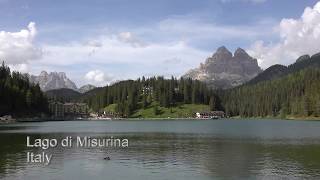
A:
[62, 51, 320, 119]
[0, 62, 48, 117]
[247, 53, 320, 85]
[77, 77, 221, 117]
[78, 52, 320, 119]
[46, 88, 81, 102]
[246, 64, 287, 85]
[221, 67, 320, 118]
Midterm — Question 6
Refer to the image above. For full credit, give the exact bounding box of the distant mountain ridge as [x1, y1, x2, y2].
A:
[78, 84, 96, 93]
[45, 87, 103, 103]
[29, 71, 96, 93]
[29, 71, 78, 92]
[247, 53, 320, 85]
[45, 88, 81, 102]
[246, 64, 287, 85]
[183, 46, 262, 89]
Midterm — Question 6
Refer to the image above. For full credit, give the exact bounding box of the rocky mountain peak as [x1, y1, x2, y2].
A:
[58, 72, 67, 79]
[29, 71, 78, 92]
[234, 48, 249, 58]
[183, 46, 262, 89]
[213, 46, 232, 59]
[39, 71, 48, 77]
[216, 46, 231, 54]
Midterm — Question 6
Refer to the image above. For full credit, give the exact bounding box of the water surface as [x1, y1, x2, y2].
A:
[0, 119, 320, 180]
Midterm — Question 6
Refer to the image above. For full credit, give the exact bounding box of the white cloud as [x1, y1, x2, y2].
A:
[85, 40, 103, 47]
[38, 35, 208, 79]
[84, 70, 113, 86]
[9, 63, 29, 73]
[0, 22, 42, 65]
[30, 16, 275, 86]
[248, 1, 320, 68]
[3, 15, 275, 86]
[117, 32, 146, 47]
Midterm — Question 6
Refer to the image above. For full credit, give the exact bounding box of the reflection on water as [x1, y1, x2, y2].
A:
[0, 119, 320, 179]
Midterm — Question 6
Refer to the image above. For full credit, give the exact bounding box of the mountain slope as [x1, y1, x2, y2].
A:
[74, 77, 221, 117]
[246, 64, 288, 85]
[247, 53, 320, 85]
[78, 84, 96, 93]
[221, 67, 320, 118]
[45, 88, 81, 102]
[183, 46, 262, 89]
[287, 53, 320, 73]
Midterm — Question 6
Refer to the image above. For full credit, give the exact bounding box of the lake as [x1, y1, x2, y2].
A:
[0, 119, 320, 180]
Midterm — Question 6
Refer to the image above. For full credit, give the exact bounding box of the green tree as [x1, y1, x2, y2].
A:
[26, 90, 33, 108]
[209, 96, 216, 111]
[153, 105, 159, 115]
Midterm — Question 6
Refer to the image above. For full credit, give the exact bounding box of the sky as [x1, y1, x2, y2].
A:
[1, 0, 320, 87]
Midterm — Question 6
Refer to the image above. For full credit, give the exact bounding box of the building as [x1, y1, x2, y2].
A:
[49, 102, 89, 118]
[142, 86, 153, 95]
[196, 111, 225, 119]
[64, 103, 89, 116]
[49, 101, 65, 118]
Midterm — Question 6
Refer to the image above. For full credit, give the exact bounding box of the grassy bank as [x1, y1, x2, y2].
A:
[104, 103, 210, 118]
[103, 103, 320, 120]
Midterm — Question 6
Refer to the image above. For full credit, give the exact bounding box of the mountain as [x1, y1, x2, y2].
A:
[287, 53, 320, 73]
[78, 84, 96, 93]
[246, 64, 287, 85]
[29, 71, 78, 92]
[183, 46, 262, 89]
[220, 51, 320, 119]
[220, 67, 320, 118]
[247, 53, 320, 85]
[45, 88, 81, 102]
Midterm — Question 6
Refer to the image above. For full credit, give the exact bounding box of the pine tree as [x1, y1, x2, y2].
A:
[183, 80, 191, 104]
[26, 90, 33, 108]
[153, 105, 159, 115]
[142, 94, 148, 109]
[209, 96, 216, 111]
[0, 62, 48, 116]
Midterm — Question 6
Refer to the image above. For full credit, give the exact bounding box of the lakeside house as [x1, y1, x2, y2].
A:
[49, 101, 89, 119]
[196, 111, 225, 119]
[0, 115, 15, 123]
[49, 102, 65, 118]
[64, 103, 88, 116]
[89, 111, 120, 119]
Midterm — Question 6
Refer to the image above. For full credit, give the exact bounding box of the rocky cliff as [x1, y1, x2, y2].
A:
[183, 46, 262, 89]
[29, 71, 78, 91]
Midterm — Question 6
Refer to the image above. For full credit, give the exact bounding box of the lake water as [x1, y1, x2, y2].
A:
[0, 119, 320, 180]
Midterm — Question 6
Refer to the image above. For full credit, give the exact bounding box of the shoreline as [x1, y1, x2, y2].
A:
[0, 116, 318, 124]
[229, 116, 320, 121]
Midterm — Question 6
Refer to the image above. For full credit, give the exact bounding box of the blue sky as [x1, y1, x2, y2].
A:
[1, 0, 320, 86]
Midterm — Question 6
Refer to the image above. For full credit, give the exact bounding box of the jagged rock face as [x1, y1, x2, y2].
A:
[30, 71, 78, 91]
[184, 46, 262, 89]
[78, 84, 96, 93]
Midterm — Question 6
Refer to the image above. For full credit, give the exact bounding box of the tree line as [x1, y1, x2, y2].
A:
[220, 67, 320, 118]
[0, 62, 48, 117]
[78, 76, 221, 117]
